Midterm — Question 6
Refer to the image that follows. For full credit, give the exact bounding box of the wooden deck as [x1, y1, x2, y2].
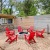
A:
[0, 29, 50, 50]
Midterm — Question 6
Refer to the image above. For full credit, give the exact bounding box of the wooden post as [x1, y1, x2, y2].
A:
[47, 24, 50, 34]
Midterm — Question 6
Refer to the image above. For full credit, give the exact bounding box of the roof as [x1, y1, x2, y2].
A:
[0, 14, 16, 19]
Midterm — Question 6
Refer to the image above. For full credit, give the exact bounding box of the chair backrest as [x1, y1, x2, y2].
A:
[5, 27, 10, 37]
[5, 27, 10, 31]
[18, 26, 23, 32]
[27, 26, 34, 32]
[30, 26, 34, 30]
[6, 31, 10, 37]
[5, 27, 15, 38]
[41, 28, 45, 34]
[36, 28, 45, 35]
[29, 30, 35, 40]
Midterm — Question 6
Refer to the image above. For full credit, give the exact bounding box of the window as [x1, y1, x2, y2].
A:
[8, 19, 12, 24]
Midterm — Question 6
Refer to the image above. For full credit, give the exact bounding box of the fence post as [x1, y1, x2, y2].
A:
[47, 24, 50, 34]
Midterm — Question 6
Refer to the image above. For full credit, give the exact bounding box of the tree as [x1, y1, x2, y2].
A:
[36, 0, 50, 14]
[2, 0, 15, 14]
[2, 0, 37, 17]
[2, 8, 13, 14]
[23, 0, 37, 16]
[16, 0, 37, 17]
[15, 1, 25, 17]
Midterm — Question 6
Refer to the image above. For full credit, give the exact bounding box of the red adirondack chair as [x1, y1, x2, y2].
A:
[5, 34, 17, 44]
[24, 30, 36, 44]
[18, 26, 23, 32]
[5, 27, 10, 31]
[5, 27, 17, 44]
[36, 28, 45, 38]
[5, 27, 15, 36]
[27, 26, 34, 32]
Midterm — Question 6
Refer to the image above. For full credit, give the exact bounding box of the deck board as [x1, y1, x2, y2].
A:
[0, 29, 50, 50]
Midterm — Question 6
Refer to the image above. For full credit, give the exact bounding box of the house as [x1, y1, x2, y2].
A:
[0, 14, 15, 31]
[0, 14, 15, 25]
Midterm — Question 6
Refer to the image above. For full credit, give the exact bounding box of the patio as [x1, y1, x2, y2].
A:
[0, 29, 50, 50]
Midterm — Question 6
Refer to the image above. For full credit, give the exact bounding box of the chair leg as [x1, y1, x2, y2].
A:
[36, 33, 39, 37]
[28, 39, 36, 44]
[24, 34, 27, 40]
[33, 39, 36, 43]
[16, 35, 17, 41]
[40, 35, 44, 38]
[9, 35, 17, 44]
[5, 38, 10, 42]
[27, 40, 30, 44]
[36, 35, 38, 37]
[9, 40, 13, 44]
[9, 39, 15, 44]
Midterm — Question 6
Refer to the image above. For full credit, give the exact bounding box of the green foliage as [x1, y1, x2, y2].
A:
[2, 0, 37, 17]
[17, 11, 26, 17]
[2, 8, 13, 14]
[29, 7, 37, 16]
[16, 2, 23, 11]
[29, 2, 37, 16]
[46, 7, 50, 14]
[2, 0, 14, 14]
[37, 0, 50, 14]
[9, 0, 15, 6]
[23, 0, 37, 16]
[2, 0, 50, 17]
[16, 0, 37, 17]
[15, 2, 26, 17]
[23, 0, 32, 16]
